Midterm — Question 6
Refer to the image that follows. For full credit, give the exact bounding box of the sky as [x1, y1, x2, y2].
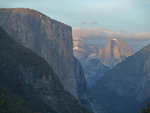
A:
[0, 0, 150, 34]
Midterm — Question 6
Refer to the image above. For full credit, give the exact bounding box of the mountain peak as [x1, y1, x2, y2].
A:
[0, 8, 42, 15]
[142, 44, 150, 52]
[91, 43, 150, 113]
[98, 38, 134, 67]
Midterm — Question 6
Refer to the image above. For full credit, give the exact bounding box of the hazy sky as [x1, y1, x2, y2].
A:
[0, 0, 150, 33]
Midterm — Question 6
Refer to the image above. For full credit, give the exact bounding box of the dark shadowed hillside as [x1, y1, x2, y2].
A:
[0, 8, 103, 113]
[0, 27, 91, 113]
[92, 43, 150, 113]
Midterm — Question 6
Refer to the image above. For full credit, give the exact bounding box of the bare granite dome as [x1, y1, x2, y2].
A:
[92, 44, 150, 113]
[98, 38, 134, 67]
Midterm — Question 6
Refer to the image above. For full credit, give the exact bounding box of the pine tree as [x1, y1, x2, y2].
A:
[147, 104, 150, 113]
[141, 103, 150, 113]
[141, 108, 146, 113]
[0, 99, 5, 113]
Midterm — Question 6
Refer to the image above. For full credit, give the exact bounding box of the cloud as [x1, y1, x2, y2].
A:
[90, 21, 98, 26]
[133, 32, 150, 39]
[72, 27, 150, 40]
[81, 22, 87, 25]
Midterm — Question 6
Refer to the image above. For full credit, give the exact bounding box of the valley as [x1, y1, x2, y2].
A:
[0, 3, 150, 113]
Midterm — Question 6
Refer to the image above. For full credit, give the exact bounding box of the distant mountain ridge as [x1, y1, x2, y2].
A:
[73, 40, 99, 60]
[91, 43, 150, 113]
[73, 38, 133, 86]
[98, 38, 134, 67]
[73, 38, 134, 67]
[73, 40, 108, 87]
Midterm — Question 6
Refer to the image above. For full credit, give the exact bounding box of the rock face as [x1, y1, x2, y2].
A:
[73, 40, 110, 87]
[73, 40, 99, 60]
[91, 44, 150, 113]
[73, 39, 133, 86]
[83, 58, 110, 87]
[0, 27, 91, 113]
[98, 38, 134, 67]
[0, 8, 77, 97]
[74, 57, 107, 113]
[0, 8, 100, 113]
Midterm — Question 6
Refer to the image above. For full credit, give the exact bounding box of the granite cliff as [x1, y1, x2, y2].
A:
[73, 40, 99, 60]
[73, 40, 109, 87]
[0, 26, 91, 113]
[0, 8, 101, 113]
[0, 8, 77, 97]
[98, 38, 134, 67]
[73, 39, 133, 87]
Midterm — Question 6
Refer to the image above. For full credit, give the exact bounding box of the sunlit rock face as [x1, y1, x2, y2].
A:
[73, 38, 133, 87]
[0, 8, 103, 113]
[98, 38, 134, 67]
[92, 44, 150, 113]
[73, 40, 99, 60]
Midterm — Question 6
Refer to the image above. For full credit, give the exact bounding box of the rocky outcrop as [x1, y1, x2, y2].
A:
[98, 38, 134, 67]
[73, 39, 133, 86]
[73, 40, 98, 60]
[73, 40, 110, 87]
[0, 8, 76, 97]
[91, 44, 150, 113]
[74, 58, 107, 113]
[0, 26, 91, 113]
[0, 8, 100, 113]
